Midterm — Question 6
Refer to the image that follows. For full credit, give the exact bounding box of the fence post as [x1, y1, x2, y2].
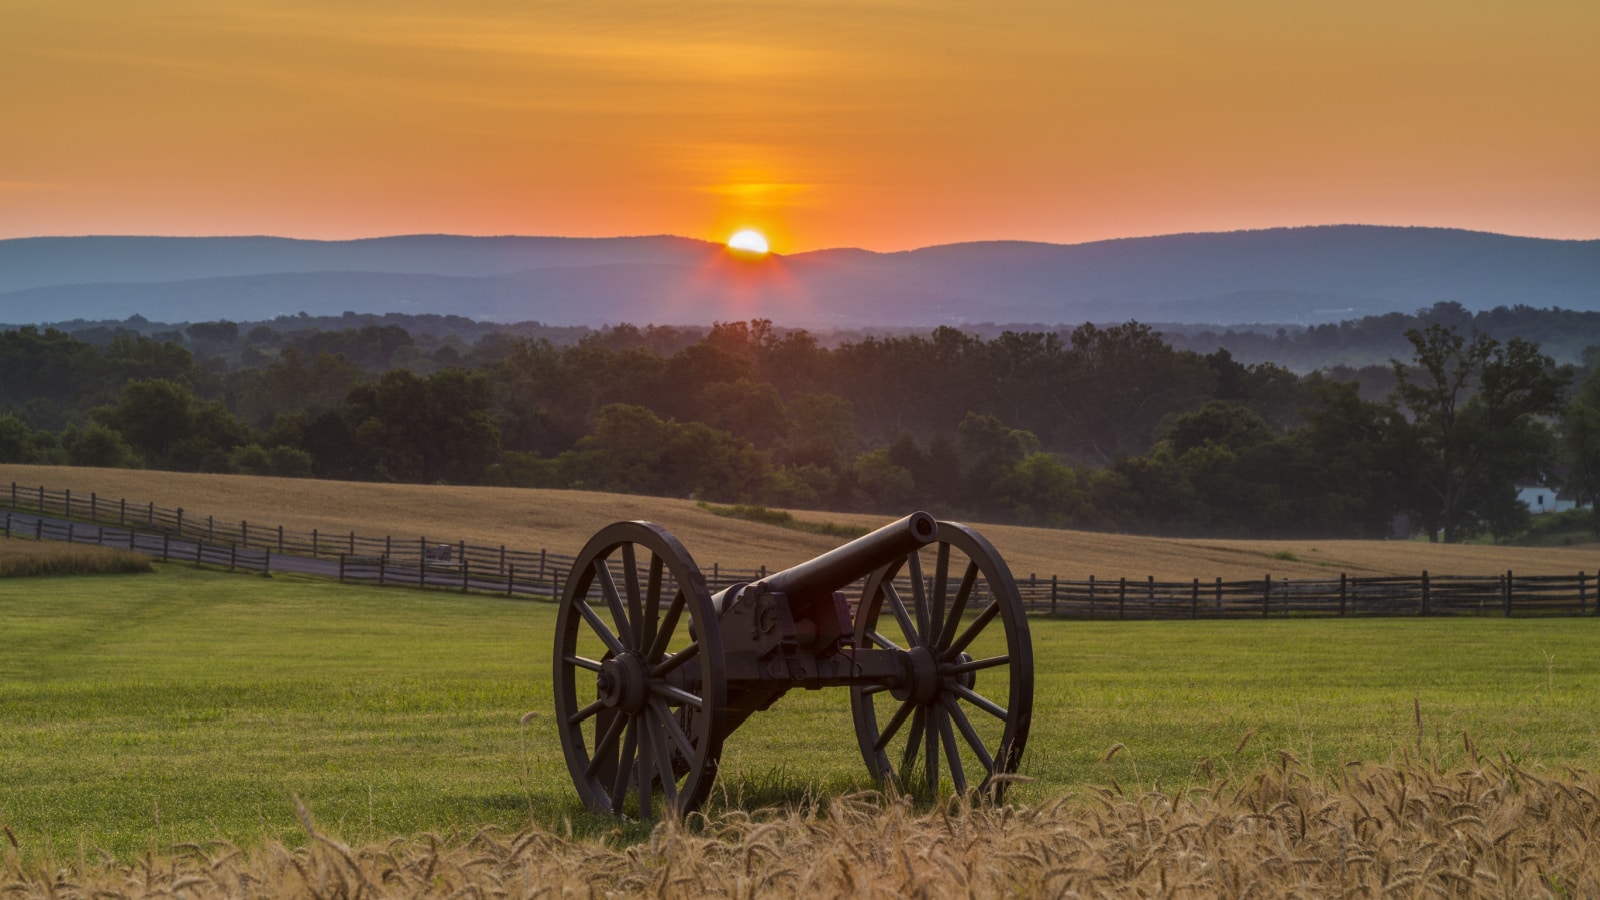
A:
[459, 540, 466, 564]
[129, 528, 136, 551]
[420, 536, 427, 563]
[162, 534, 170, 562]
[1421, 570, 1430, 616]
[3, 512, 8, 539]
[499, 545, 506, 576]
[278, 525, 285, 553]
[1191, 578, 1199, 618]
[713, 563, 719, 586]
[264, 548, 271, 574]
[38, 485, 45, 512]
[462, 559, 470, 593]
[68, 522, 74, 543]
[1580, 571, 1587, 616]
[208, 515, 214, 542]
[350, 532, 356, 555]
[196, 538, 204, 567]
[1504, 569, 1513, 617]
[120, 497, 126, 526]
[1051, 575, 1059, 615]
[1263, 575, 1272, 617]
[339, 554, 346, 583]
[386, 535, 392, 559]
[36, 518, 43, 540]
[1088, 575, 1096, 617]
[148, 502, 154, 528]
[378, 556, 386, 587]
[507, 564, 515, 598]
[312, 528, 319, 556]
[242, 521, 248, 548]
[760, 565, 767, 579]
[1117, 577, 1126, 620]
[1215, 577, 1222, 612]
[1147, 575, 1155, 611]
[176, 508, 184, 536]
[90, 492, 97, 521]
[97, 526, 104, 545]
[65, 489, 71, 518]
[229, 545, 237, 572]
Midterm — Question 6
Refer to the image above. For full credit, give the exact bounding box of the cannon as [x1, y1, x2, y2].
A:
[552, 513, 1034, 819]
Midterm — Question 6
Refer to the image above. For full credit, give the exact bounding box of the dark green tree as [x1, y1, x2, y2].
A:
[1390, 324, 1569, 542]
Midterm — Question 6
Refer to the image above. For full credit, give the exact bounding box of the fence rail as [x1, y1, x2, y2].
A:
[7, 481, 1599, 618]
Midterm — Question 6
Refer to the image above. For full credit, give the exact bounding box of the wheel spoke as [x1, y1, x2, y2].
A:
[645, 712, 679, 810]
[650, 682, 703, 709]
[946, 654, 1009, 676]
[866, 630, 904, 652]
[565, 654, 604, 673]
[887, 587, 919, 646]
[622, 545, 644, 652]
[938, 703, 966, 794]
[930, 544, 950, 651]
[635, 714, 653, 821]
[908, 551, 930, 645]
[646, 589, 686, 661]
[586, 711, 627, 778]
[568, 697, 607, 725]
[943, 599, 999, 661]
[650, 642, 700, 678]
[942, 695, 994, 774]
[593, 559, 636, 650]
[610, 717, 638, 817]
[642, 554, 664, 655]
[576, 599, 627, 657]
[650, 697, 695, 764]
[935, 562, 981, 651]
[925, 705, 940, 795]
[949, 682, 1009, 721]
[873, 698, 916, 752]
[899, 708, 926, 782]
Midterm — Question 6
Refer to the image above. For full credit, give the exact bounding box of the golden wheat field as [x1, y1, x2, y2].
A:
[0, 536, 151, 578]
[4, 758, 1597, 898]
[4, 463, 1599, 580]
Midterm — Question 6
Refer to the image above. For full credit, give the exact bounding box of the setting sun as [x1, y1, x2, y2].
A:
[727, 230, 770, 255]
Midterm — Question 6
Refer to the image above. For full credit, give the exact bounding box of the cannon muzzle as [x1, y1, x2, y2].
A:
[752, 511, 938, 605]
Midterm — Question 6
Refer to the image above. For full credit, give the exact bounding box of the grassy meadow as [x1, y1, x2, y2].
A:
[3, 562, 1598, 863]
[6, 462, 1600, 580]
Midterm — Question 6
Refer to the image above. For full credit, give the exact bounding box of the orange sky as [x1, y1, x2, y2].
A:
[3, 1, 1597, 252]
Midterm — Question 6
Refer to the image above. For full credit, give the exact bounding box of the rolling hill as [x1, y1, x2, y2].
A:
[3, 226, 1599, 327]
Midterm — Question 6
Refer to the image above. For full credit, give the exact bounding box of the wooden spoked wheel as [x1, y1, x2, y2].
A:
[553, 521, 726, 820]
[850, 521, 1033, 800]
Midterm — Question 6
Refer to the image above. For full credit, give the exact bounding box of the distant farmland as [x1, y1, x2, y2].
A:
[5, 463, 1599, 582]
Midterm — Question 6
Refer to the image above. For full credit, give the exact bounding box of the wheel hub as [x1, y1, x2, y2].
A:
[596, 653, 648, 713]
[891, 645, 942, 705]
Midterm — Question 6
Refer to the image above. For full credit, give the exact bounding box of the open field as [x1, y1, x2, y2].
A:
[2, 565, 1597, 864]
[7, 463, 1600, 580]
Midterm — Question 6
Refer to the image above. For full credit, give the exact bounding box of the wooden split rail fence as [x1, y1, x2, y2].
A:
[7, 482, 1600, 617]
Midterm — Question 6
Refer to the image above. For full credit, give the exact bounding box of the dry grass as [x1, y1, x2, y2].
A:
[5, 463, 1600, 580]
[0, 537, 151, 578]
[5, 756, 1596, 898]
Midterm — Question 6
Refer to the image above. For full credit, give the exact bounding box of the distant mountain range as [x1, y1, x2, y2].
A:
[3, 226, 1598, 327]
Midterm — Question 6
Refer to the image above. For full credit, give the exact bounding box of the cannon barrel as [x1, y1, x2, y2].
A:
[751, 511, 938, 603]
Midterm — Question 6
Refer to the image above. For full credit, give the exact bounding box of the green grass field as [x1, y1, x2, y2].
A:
[3, 564, 1598, 861]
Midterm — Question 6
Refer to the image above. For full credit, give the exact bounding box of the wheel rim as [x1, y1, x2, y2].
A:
[553, 521, 726, 820]
[850, 521, 1033, 800]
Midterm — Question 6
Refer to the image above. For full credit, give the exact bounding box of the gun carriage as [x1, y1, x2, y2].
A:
[552, 512, 1034, 819]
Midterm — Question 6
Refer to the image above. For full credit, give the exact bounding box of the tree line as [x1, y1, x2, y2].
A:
[2, 314, 1596, 542]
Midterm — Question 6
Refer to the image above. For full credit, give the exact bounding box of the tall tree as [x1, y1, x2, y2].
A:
[1390, 324, 1569, 542]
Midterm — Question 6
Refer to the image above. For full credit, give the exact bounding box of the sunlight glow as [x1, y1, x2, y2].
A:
[727, 229, 770, 255]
